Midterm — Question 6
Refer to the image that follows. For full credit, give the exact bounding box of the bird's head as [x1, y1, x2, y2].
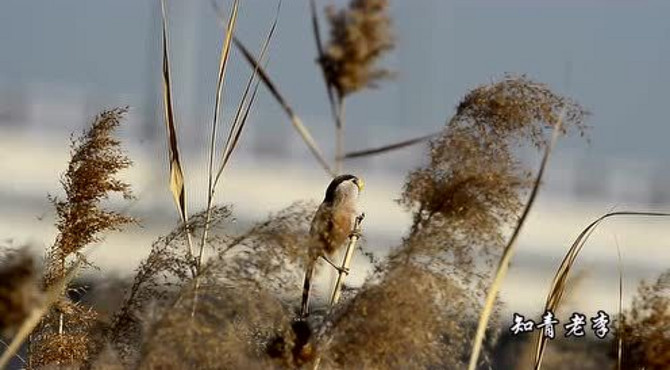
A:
[323, 174, 364, 204]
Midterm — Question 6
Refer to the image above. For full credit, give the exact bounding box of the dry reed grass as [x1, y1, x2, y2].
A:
[319, 0, 394, 98]
[531, 211, 670, 370]
[12, 3, 670, 370]
[0, 250, 42, 340]
[317, 264, 479, 370]
[27, 108, 135, 368]
[89, 72, 588, 369]
[388, 73, 587, 370]
[617, 269, 670, 370]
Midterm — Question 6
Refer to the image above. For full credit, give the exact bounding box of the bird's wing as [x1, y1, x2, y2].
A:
[300, 257, 316, 317]
[309, 203, 334, 255]
[301, 204, 332, 317]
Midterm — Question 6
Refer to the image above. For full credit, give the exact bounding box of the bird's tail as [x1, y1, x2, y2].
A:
[300, 259, 317, 318]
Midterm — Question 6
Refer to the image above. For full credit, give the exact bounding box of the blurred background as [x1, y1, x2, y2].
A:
[1, 0, 669, 323]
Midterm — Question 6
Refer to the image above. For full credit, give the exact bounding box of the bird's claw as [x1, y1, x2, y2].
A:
[336, 266, 350, 275]
[321, 255, 348, 275]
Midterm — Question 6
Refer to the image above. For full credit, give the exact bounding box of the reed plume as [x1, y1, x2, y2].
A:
[320, 0, 394, 98]
[31, 107, 135, 368]
[617, 269, 670, 370]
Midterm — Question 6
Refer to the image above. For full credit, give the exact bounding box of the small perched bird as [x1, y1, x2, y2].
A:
[300, 174, 364, 317]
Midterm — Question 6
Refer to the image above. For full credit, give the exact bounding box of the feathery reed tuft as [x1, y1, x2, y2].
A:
[316, 264, 480, 369]
[395, 75, 588, 369]
[0, 249, 42, 339]
[31, 107, 135, 368]
[617, 269, 670, 370]
[454, 74, 588, 148]
[44, 107, 135, 285]
[137, 283, 288, 370]
[320, 0, 394, 97]
[397, 75, 588, 282]
[109, 202, 315, 367]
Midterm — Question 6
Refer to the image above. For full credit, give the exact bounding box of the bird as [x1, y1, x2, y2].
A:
[300, 174, 364, 317]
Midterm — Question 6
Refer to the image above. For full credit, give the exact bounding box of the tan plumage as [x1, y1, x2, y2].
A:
[301, 174, 363, 317]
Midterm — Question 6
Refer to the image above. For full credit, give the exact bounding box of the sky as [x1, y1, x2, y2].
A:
[2, 0, 670, 161]
[1, 0, 669, 315]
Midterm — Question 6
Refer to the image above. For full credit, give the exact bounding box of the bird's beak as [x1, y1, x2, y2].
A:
[355, 178, 365, 191]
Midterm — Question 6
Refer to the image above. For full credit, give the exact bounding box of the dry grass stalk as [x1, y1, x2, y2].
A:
[191, 0, 241, 319]
[201, 0, 239, 269]
[209, 0, 335, 177]
[532, 211, 670, 370]
[340, 132, 438, 160]
[615, 238, 623, 370]
[193, 0, 279, 317]
[334, 100, 345, 174]
[160, 0, 195, 264]
[318, 0, 394, 173]
[160, 0, 280, 319]
[230, 1, 424, 175]
[309, 0, 341, 137]
[466, 111, 564, 370]
[211, 2, 280, 190]
[232, 37, 335, 177]
[307, 213, 365, 370]
[329, 213, 365, 307]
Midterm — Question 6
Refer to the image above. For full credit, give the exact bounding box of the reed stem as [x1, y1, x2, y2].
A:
[329, 213, 364, 306]
[335, 98, 345, 174]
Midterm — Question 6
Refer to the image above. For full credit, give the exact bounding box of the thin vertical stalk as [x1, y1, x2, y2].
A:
[467, 112, 564, 370]
[58, 313, 63, 335]
[191, 1, 279, 318]
[195, 0, 239, 277]
[58, 255, 65, 336]
[28, 334, 32, 369]
[615, 238, 624, 370]
[335, 98, 345, 174]
[309, 0, 343, 138]
[200, 0, 239, 273]
[0, 339, 26, 367]
[311, 213, 364, 370]
[329, 213, 364, 306]
[160, 0, 196, 269]
[531, 211, 670, 369]
[190, 0, 239, 319]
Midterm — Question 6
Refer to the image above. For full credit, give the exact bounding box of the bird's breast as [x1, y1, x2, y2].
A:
[325, 207, 356, 255]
